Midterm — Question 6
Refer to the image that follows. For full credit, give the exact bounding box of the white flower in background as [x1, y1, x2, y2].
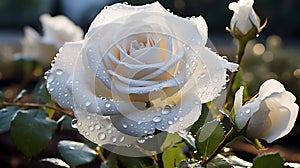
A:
[46, 2, 238, 149]
[16, 14, 83, 67]
[40, 14, 83, 48]
[234, 79, 299, 143]
[228, 0, 259, 35]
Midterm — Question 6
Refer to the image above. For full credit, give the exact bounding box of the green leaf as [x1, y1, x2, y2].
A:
[40, 158, 70, 168]
[13, 89, 27, 102]
[190, 104, 213, 135]
[33, 80, 55, 117]
[163, 147, 186, 168]
[34, 80, 53, 103]
[195, 119, 225, 160]
[207, 157, 231, 168]
[161, 133, 182, 150]
[253, 153, 284, 168]
[10, 109, 57, 158]
[0, 90, 4, 103]
[103, 154, 118, 168]
[0, 106, 19, 134]
[106, 152, 155, 168]
[58, 140, 97, 167]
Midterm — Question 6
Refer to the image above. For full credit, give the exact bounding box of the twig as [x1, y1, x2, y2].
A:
[225, 40, 248, 107]
[0, 101, 74, 117]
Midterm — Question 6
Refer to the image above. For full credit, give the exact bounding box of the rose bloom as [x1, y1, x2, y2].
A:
[15, 14, 83, 67]
[46, 2, 238, 146]
[228, 0, 259, 35]
[234, 79, 299, 143]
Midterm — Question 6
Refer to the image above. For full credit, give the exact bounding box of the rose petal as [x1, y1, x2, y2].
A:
[107, 50, 165, 79]
[111, 68, 184, 95]
[18, 26, 57, 67]
[235, 98, 261, 131]
[108, 70, 161, 87]
[180, 47, 238, 103]
[258, 92, 299, 143]
[258, 79, 286, 100]
[70, 52, 147, 116]
[75, 108, 138, 145]
[157, 94, 201, 133]
[24, 26, 40, 42]
[234, 86, 244, 113]
[88, 2, 169, 35]
[110, 92, 201, 137]
[140, 47, 184, 80]
[46, 41, 83, 109]
[189, 16, 208, 45]
[40, 14, 83, 48]
[229, 0, 258, 34]
[245, 100, 270, 138]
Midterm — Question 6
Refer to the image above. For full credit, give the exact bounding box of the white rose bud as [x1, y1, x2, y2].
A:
[234, 79, 299, 143]
[46, 2, 238, 151]
[15, 14, 83, 67]
[228, 0, 266, 41]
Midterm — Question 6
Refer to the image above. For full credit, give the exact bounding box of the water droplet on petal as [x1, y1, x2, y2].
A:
[162, 107, 171, 115]
[185, 63, 190, 69]
[200, 73, 206, 79]
[69, 146, 75, 150]
[47, 74, 55, 83]
[137, 137, 145, 144]
[244, 108, 251, 114]
[95, 124, 101, 130]
[71, 118, 77, 128]
[179, 117, 184, 121]
[111, 136, 117, 143]
[122, 123, 128, 129]
[98, 132, 106, 140]
[119, 136, 125, 142]
[168, 121, 173, 125]
[56, 69, 64, 75]
[85, 101, 92, 107]
[105, 102, 111, 108]
[89, 126, 94, 131]
[152, 116, 162, 122]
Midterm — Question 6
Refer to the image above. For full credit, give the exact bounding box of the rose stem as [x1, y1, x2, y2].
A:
[0, 101, 74, 117]
[202, 127, 239, 165]
[225, 40, 248, 108]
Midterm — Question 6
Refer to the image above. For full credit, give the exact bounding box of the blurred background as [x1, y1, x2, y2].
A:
[0, 0, 300, 167]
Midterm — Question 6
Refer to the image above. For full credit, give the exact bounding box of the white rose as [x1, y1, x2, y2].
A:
[46, 2, 238, 148]
[15, 14, 83, 67]
[40, 14, 83, 48]
[234, 79, 299, 143]
[228, 0, 259, 35]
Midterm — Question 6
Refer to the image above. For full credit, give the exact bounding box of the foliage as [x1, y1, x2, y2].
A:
[10, 109, 57, 158]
